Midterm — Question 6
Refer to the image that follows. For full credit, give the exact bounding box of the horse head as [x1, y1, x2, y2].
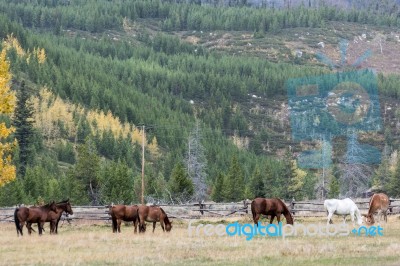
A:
[362, 213, 374, 225]
[165, 221, 172, 232]
[65, 200, 73, 215]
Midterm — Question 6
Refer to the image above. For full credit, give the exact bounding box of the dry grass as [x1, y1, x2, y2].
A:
[1, 216, 400, 266]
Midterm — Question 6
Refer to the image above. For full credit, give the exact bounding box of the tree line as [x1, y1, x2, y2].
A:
[0, 1, 400, 206]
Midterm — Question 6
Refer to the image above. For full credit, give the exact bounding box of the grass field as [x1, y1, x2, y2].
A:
[1, 216, 400, 266]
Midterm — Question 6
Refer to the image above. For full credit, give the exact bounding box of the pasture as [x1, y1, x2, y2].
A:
[1, 215, 400, 266]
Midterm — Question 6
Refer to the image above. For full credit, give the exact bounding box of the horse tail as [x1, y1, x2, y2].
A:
[278, 198, 294, 225]
[137, 207, 144, 233]
[251, 200, 256, 222]
[14, 208, 22, 236]
[111, 216, 117, 232]
[109, 206, 117, 232]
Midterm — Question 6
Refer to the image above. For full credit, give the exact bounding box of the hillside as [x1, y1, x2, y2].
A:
[0, 0, 400, 206]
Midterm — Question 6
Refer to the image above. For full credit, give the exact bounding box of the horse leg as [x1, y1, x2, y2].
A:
[327, 212, 333, 225]
[117, 219, 122, 233]
[350, 212, 355, 227]
[253, 213, 260, 226]
[27, 222, 32, 235]
[343, 215, 346, 224]
[276, 214, 281, 224]
[133, 219, 138, 234]
[18, 220, 25, 236]
[152, 222, 156, 233]
[49, 221, 54, 234]
[51, 220, 57, 234]
[377, 210, 382, 225]
[269, 214, 275, 224]
[160, 220, 165, 232]
[139, 218, 145, 233]
[56, 217, 61, 234]
[38, 222, 43, 235]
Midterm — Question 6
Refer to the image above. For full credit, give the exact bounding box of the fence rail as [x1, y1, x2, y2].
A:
[1, 198, 400, 223]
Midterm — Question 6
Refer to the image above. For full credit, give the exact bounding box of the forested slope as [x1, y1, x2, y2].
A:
[0, 0, 399, 206]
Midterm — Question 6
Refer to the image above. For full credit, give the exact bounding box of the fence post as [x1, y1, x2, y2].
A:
[290, 198, 296, 216]
[199, 201, 204, 215]
[389, 198, 394, 214]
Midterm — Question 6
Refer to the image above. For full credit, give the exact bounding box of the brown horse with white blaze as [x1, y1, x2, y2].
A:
[251, 198, 294, 225]
[138, 205, 172, 233]
[109, 204, 140, 233]
[14, 201, 57, 236]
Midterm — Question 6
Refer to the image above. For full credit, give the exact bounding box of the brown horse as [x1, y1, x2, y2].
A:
[109, 204, 140, 233]
[363, 193, 390, 225]
[14, 201, 57, 236]
[138, 205, 172, 233]
[26, 199, 73, 234]
[251, 198, 294, 225]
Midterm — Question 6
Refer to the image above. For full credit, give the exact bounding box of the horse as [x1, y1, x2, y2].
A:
[14, 201, 57, 236]
[251, 198, 294, 225]
[363, 193, 390, 225]
[137, 205, 172, 233]
[26, 199, 73, 234]
[324, 198, 363, 226]
[109, 204, 140, 233]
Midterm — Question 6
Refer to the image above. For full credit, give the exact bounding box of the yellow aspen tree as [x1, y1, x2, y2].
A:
[0, 49, 16, 186]
[148, 136, 160, 158]
[36, 48, 46, 64]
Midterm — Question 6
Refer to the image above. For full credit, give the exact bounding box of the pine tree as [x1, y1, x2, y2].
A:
[211, 172, 224, 202]
[74, 138, 101, 205]
[169, 161, 194, 203]
[223, 155, 245, 201]
[388, 154, 400, 197]
[249, 165, 264, 198]
[282, 148, 294, 199]
[263, 164, 277, 197]
[288, 160, 307, 200]
[13, 81, 35, 177]
[328, 165, 340, 198]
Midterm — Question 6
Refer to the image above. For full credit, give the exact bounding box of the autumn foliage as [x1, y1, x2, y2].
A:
[0, 48, 16, 186]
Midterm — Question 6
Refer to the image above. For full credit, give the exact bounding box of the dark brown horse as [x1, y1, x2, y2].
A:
[26, 199, 73, 234]
[14, 201, 57, 236]
[138, 205, 172, 233]
[109, 204, 139, 233]
[251, 198, 294, 225]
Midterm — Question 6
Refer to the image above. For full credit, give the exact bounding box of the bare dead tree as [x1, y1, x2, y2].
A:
[339, 131, 372, 197]
[185, 121, 208, 203]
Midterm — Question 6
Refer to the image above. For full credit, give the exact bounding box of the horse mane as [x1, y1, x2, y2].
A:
[56, 199, 70, 204]
[42, 202, 54, 208]
[275, 198, 294, 225]
[160, 207, 170, 224]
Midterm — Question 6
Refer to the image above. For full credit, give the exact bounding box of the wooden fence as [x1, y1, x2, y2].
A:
[1, 198, 400, 223]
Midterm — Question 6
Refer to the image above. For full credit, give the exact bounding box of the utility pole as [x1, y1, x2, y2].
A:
[141, 125, 145, 205]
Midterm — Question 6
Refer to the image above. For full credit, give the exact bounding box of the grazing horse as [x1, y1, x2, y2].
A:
[138, 205, 172, 233]
[109, 204, 140, 233]
[251, 198, 294, 225]
[324, 198, 363, 226]
[26, 199, 73, 234]
[14, 201, 57, 236]
[363, 193, 390, 225]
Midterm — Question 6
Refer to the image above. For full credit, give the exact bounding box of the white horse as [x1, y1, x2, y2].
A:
[324, 198, 363, 226]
